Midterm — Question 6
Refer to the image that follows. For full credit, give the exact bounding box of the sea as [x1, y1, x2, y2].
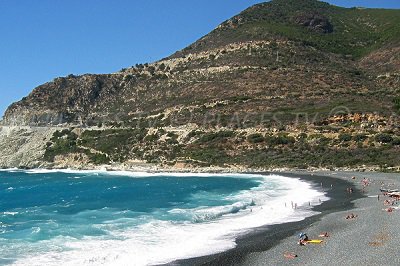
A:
[0, 169, 328, 266]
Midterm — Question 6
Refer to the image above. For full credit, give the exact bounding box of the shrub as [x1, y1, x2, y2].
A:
[247, 133, 264, 144]
[393, 97, 400, 113]
[166, 132, 177, 138]
[158, 63, 166, 71]
[186, 148, 228, 165]
[123, 75, 134, 82]
[197, 131, 235, 143]
[353, 134, 367, 142]
[338, 133, 352, 142]
[297, 133, 308, 140]
[230, 96, 252, 102]
[89, 153, 109, 164]
[391, 138, 400, 146]
[186, 130, 203, 141]
[318, 136, 331, 145]
[266, 134, 295, 146]
[375, 133, 393, 144]
[166, 138, 179, 145]
[144, 134, 158, 142]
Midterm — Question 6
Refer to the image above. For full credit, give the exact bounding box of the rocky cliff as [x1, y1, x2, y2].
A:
[0, 126, 56, 168]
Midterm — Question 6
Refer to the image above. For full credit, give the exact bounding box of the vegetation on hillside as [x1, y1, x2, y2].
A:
[181, 0, 400, 58]
[43, 114, 400, 171]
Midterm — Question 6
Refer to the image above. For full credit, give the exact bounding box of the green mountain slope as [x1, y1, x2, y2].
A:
[175, 0, 400, 58]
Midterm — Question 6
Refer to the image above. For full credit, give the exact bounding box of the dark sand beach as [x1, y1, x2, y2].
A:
[171, 171, 399, 266]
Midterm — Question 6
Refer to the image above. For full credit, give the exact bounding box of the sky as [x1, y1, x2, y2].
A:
[0, 0, 399, 117]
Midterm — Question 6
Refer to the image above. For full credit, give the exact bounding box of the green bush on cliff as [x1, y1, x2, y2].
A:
[247, 133, 265, 143]
[196, 131, 235, 144]
[265, 134, 295, 146]
[44, 129, 80, 161]
[88, 153, 110, 164]
[80, 128, 147, 161]
[375, 133, 393, 144]
[45, 128, 148, 163]
[353, 134, 368, 142]
[144, 134, 159, 142]
[393, 97, 400, 113]
[338, 133, 352, 142]
[186, 148, 229, 165]
[391, 138, 400, 146]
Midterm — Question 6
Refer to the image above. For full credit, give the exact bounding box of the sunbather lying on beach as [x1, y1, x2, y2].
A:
[298, 239, 307, 245]
[384, 199, 397, 205]
[284, 252, 297, 259]
[318, 232, 329, 237]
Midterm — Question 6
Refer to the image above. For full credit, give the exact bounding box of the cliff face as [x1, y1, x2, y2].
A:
[1, 0, 400, 170]
[3, 74, 123, 126]
[0, 126, 56, 168]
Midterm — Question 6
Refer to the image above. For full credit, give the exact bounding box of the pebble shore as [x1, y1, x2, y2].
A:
[243, 171, 400, 266]
[173, 171, 399, 266]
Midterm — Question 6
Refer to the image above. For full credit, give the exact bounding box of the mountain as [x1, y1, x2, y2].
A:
[1, 0, 399, 171]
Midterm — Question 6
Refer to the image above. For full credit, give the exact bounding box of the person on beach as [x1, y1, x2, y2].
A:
[362, 178, 370, 186]
[319, 232, 329, 237]
[298, 232, 309, 245]
[386, 207, 394, 213]
[284, 252, 298, 259]
[384, 199, 392, 206]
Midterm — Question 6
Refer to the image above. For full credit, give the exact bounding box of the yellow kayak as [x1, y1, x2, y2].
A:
[306, 239, 323, 244]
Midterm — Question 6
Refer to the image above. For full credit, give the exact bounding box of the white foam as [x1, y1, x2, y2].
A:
[24, 169, 102, 175]
[2, 211, 18, 216]
[10, 173, 328, 266]
[0, 167, 19, 172]
[19, 168, 274, 180]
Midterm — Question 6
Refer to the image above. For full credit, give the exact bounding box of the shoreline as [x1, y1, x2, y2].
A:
[3, 159, 400, 174]
[170, 171, 363, 266]
[3, 167, 399, 265]
[172, 171, 400, 266]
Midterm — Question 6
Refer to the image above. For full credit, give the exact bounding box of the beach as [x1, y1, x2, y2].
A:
[2, 168, 399, 265]
[174, 171, 400, 266]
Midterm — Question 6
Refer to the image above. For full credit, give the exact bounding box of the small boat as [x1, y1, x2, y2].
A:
[380, 188, 399, 193]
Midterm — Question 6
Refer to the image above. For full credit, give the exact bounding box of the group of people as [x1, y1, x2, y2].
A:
[289, 176, 397, 261]
[345, 213, 357, 219]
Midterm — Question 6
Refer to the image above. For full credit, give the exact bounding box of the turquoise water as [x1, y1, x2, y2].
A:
[0, 170, 326, 265]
